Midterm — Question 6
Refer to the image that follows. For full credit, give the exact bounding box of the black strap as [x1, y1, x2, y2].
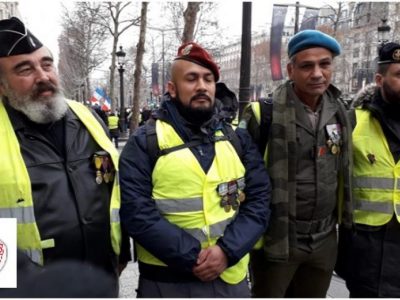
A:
[145, 118, 159, 167]
[221, 124, 243, 159]
[258, 98, 273, 154]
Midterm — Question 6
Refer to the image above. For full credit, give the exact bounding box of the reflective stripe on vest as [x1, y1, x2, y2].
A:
[183, 218, 234, 244]
[352, 109, 400, 225]
[136, 120, 248, 284]
[154, 197, 203, 213]
[0, 100, 121, 265]
[0, 207, 35, 223]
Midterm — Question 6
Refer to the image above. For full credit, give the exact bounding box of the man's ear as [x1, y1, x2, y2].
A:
[167, 81, 176, 98]
[287, 63, 293, 80]
[375, 73, 383, 87]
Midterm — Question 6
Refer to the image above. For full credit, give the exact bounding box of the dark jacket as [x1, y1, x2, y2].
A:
[336, 85, 400, 297]
[4, 102, 130, 278]
[119, 96, 271, 282]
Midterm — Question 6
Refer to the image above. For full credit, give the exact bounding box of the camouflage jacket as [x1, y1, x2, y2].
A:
[243, 81, 354, 261]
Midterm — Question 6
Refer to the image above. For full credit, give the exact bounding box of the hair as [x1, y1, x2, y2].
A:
[288, 50, 335, 66]
[377, 63, 390, 75]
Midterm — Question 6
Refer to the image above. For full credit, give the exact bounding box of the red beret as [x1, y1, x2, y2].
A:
[174, 42, 220, 82]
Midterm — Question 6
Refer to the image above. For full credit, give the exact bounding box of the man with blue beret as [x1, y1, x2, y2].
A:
[240, 29, 353, 297]
[335, 41, 400, 297]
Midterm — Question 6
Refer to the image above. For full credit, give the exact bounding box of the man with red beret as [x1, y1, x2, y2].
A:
[119, 42, 271, 297]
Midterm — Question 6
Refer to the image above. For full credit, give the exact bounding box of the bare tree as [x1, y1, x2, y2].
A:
[182, 2, 201, 42]
[130, 2, 148, 133]
[92, 2, 141, 111]
[58, 2, 109, 102]
[165, 2, 220, 46]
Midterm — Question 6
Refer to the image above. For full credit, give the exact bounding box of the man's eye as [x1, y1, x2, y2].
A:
[320, 62, 332, 68]
[299, 64, 312, 69]
[17, 67, 32, 75]
[42, 63, 53, 71]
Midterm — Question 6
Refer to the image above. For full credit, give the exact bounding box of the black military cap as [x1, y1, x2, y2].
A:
[0, 17, 42, 57]
[378, 42, 400, 65]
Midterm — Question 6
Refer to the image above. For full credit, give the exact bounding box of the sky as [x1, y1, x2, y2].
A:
[17, 0, 324, 64]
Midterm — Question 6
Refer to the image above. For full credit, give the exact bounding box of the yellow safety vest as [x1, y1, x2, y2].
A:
[136, 120, 248, 284]
[0, 99, 121, 265]
[353, 109, 400, 225]
[250, 101, 261, 125]
[108, 115, 119, 130]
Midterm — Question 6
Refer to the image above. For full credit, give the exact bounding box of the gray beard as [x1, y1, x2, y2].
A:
[6, 89, 68, 124]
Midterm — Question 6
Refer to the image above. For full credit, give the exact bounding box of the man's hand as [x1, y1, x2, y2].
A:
[192, 245, 228, 282]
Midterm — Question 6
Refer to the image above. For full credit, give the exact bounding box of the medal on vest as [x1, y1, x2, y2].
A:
[92, 151, 114, 185]
[217, 177, 246, 212]
[217, 182, 230, 212]
[103, 156, 110, 183]
[326, 123, 342, 155]
[93, 154, 103, 184]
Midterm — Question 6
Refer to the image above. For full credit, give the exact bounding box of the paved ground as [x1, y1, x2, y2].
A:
[119, 260, 349, 298]
[117, 139, 349, 298]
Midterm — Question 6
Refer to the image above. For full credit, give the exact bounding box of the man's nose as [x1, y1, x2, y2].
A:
[311, 66, 323, 78]
[35, 68, 50, 83]
[196, 78, 207, 90]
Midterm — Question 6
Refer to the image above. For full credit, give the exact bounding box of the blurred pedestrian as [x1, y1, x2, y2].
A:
[108, 112, 121, 148]
[119, 41, 271, 298]
[240, 29, 353, 297]
[0, 17, 130, 296]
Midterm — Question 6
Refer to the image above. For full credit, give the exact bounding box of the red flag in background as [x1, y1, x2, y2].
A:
[270, 5, 288, 81]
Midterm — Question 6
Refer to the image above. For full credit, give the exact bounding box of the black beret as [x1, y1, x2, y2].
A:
[378, 42, 400, 65]
[174, 42, 220, 82]
[0, 17, 42, 57]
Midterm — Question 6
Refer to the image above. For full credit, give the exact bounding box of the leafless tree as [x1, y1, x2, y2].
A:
[92, 2, 141, 111]
[165, 2, 220, 46]
[130, 2, 148, 133]
[182, 2, 201, 42]
[58, 2, 109, 102]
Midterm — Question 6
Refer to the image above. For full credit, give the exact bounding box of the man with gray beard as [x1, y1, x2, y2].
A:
[0, 17, 129, 296]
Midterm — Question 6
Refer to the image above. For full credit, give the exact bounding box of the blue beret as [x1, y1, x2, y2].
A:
[288, 30, 341, 58]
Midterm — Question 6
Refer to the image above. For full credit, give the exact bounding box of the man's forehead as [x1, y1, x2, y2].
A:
[294, 47, 333, 61]
[0, 47, 51, 65]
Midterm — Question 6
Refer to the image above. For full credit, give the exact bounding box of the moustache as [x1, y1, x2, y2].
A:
[33, 82, 58, 98]
[190, 93, 212, 103]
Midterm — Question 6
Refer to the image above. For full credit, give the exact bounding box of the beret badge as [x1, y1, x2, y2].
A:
[393, 49, 400, 61]
[182, 44, 193, 56]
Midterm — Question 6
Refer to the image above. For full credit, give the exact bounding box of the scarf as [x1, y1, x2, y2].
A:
[263, 81, 353, 261]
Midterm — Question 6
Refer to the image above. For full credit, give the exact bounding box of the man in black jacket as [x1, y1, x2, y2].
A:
[119, 42, 271, 297]
[0, 17, 129, 296]
[336, 42, 400, 297]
